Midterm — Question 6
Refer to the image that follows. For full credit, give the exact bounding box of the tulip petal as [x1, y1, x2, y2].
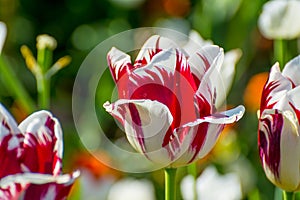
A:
[0, 104, 23, 178]
[134, 35, 179, 67]
[259, 109, 300, 191]
[260, 63, 293, 112]
[258, 109, 283, 180]
[195, 47, 225, 114]
[188, 45, 222, 87]
[0, 21, 6, 54]
[172, 105, 245, 166]
[0, 171, 79, 200]
[18, 111, 63, 176]
[104, 99, 173, 161]
[282, 55, 300, 87]
[107, 47, 134, 83]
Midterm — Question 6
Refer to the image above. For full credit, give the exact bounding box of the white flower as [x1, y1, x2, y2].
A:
[107, 178, 155, 200]
[181, 166, 242, 200]
[258, 0, 300, 39]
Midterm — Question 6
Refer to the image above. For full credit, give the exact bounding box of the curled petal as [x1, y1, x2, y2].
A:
[104, 99, 173, 158]
[282, 55, 300, 87]
[18, 111, 63, 175]
[259, 109, 300, 191]
[172, 105, 245, 167]
[104, 99, 207, 166]
[107, 47, 133, 83]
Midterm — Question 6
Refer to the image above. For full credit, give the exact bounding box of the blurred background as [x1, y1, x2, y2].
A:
[1, 0, 298, 199]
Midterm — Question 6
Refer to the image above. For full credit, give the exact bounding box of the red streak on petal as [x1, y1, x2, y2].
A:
[197, 53, 210, 72]
[258, 111, 283, 179]
[188, 122, 209, 163]
[260, 80, 279, 113]
[128, 103, 146, 154]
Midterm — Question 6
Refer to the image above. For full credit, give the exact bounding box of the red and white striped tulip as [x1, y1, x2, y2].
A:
[0, 104, 79, 199]
[258, 56, 300, 191]
[104, 35, 245, 167]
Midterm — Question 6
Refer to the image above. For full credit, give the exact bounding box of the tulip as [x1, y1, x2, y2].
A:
[104, 35, 245, 167]
[0, 104, 79, 199]
[258, 55, 300, 192]
[258, 0, 300, 40]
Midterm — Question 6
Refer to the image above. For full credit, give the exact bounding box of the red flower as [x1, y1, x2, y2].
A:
[104, 35, 245, 167]
[0, 104, 79, 199]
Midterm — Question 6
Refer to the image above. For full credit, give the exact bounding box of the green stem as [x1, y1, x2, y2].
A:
[37, 48, 52, 109]
[36, 74, 50, 109]
[187, 163, 198, 200]
[283, 191, 295, 200]
[165, 167, 177, 200]
[37, 48, 52, 72]
[274, 39, 286, 69]
[0, 55, 35, 113]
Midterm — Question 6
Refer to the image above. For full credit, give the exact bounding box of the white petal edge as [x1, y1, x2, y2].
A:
[0, 170, 80, 189]
[177, 105, 245, 129]
[0, 103, 21, 136]
[107, 47, 132, 81]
